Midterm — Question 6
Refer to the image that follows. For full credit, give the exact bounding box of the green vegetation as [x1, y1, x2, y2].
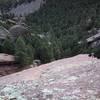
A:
[1, 0, 100, 67]
[25, 0, 100, 58]
[15, 37, 34, 67]
[1, 37, 14, 54]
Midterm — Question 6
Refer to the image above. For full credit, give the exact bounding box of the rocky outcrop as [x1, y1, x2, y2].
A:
[0, 54, 100, 100]
[9, 24, 28, 38]
[0, 53, 15, 65]
[8, 0, 45, 17]
[86, 31, 100, 47]
[0, 24, 29, 40]
[87, 33, 100, 43]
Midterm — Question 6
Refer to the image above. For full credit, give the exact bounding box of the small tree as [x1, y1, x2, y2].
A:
[15, 37, 26, 52]
[25, 44, 34, 65]
[15, 37, 34, 67]
[38, 41, 54, 63]
[2, 37, 14, 54]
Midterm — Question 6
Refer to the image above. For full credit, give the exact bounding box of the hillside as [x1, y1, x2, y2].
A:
[0, 54, 99, 99]
[25, 0, 100, 59]
[0, 1, 100, 73]
[8, 0, 43, 17]
[0, 1, 100, 99]
[0, 0, 34, 10]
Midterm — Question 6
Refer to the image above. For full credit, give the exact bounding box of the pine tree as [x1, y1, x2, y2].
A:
[38, 40, 54, 63]
[15, 37, 26, 52]
[15, 36, 34, 67]
[25, 44, 34, 65]
[2, 37, 14, 54]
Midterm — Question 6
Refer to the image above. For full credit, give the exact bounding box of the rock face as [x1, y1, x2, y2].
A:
[0, 54, 100, 100]
[8, 0, 45, 17]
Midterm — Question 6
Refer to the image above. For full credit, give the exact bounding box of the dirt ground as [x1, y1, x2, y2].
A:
[0, 65, 18, 76]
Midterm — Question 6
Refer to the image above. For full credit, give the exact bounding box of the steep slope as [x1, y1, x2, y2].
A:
[0, 54, 100, 100]
[1, 0, 100, 65]
[8, 0, 44, 17]
[25, 0, 100, 59]
[0, 0, 44, 17]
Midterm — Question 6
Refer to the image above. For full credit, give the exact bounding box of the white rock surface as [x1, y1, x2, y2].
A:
[0, 54, 100, 100]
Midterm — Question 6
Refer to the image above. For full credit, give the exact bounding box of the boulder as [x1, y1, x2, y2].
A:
[9, 24, 28, 38]
[0, 53, 15, 65]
